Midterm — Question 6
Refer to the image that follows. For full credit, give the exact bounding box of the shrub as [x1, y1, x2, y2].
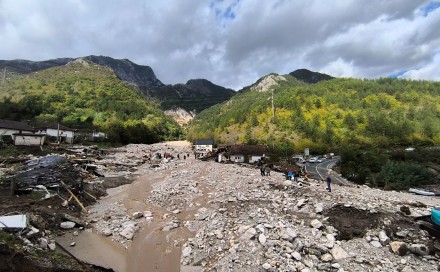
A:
[376, 161, 435, 190]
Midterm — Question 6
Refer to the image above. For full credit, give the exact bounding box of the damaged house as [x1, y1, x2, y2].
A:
[36, 123, 75, 144]
[219, 144, 269, 163]
[0, 119, 45, 146]
[193, 139, 214, 158]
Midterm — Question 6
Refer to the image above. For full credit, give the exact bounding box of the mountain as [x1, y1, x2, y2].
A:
[0, 59, 182, 144]
[139, 79, 236, 113]
[0, 56, 235, 113]
[289, 68, 334, 83]
[186, 75, 440, 151]
[0, 55, 163, 88]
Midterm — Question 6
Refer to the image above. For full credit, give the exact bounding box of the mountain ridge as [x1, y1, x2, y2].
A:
[0, 56, 235, 113]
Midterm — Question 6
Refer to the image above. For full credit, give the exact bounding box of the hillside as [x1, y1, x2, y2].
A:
[0, 56, 235, 113]
[0, 59, 182, 144]
[188, 74, 440, 148]
[289, 68, 334, 83]
[186, 73, 440, 185]
[139, 79, 236, 113]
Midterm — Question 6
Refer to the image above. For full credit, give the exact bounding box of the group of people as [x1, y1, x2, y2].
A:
[285, 167, 332, 192]
[260, 164, 272, 176]
[286, 170, 299, 181]
[257, 160, 333, 192]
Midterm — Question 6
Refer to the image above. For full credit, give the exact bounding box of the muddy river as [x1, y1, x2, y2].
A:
[57, 155, 209, 272]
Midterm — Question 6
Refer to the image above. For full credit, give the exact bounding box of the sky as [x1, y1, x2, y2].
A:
[1, 0, 440, 90]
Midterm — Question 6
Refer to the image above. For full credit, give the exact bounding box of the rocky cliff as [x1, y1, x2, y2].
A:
[140, 79, 236, 113]
[0, 56, 235, 114]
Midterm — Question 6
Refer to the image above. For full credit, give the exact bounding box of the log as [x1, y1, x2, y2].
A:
[59, 180, 88, 214]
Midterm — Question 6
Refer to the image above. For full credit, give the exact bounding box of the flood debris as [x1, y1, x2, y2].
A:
[2, 141, 440, 272]
[0, 214, 27, 230]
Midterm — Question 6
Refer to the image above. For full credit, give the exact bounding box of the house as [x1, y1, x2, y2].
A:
[13, 133, 46, 146]
[223, 144, 269, 163]
[193, 139, 214, 158]
[75, 129, 107, 142]
[0, 119, 35, 137]
[36, 123, 75, 144]
[0, 119, 46, 146]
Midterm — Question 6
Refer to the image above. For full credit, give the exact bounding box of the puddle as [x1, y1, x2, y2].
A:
[56, 230, 127, 272]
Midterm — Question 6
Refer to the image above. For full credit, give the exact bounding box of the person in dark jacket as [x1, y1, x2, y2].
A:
[326, 175, 332, 192]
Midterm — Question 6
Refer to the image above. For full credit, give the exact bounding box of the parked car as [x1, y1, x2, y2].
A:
[308, 157, 318, 163]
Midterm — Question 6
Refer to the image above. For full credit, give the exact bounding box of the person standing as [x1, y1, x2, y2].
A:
[287, 170, 293, 180]
[326, 175, 332, 192]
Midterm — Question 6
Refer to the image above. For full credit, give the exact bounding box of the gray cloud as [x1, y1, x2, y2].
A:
[0, 0, 438, 90]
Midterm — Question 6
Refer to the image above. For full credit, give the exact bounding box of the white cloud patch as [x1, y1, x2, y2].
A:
[400, 52, 440, 80]
[0, 0, 439, 90]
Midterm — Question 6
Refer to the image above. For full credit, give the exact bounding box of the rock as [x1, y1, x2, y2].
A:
[331, 263, 341, 269]
[297, 198, 307, 208]
[314, 203, 324, 213]
[286, 228, 297, 239]
[370, 241, 382, 248]
[120, 226, 135, 239]
[48, 242, 56, 251]
[379, 230, 390, 246]
[401, 266, 415, 272]
[172, 209, 181, 214]
[60, 221, 76, 229]
[409, 244, 429, 256]
[317, 263, 332, 270]
[283, 180, 293, 187]
[400, 206, 411, 215]
[240, 228, 257, 240]
[310, 219, 322, 229]
[292, 251, 302, 260]
[102, 228, 112, 236]
[395, 230, 409, 238]
[390, 241, 408, 256]
[62, 214, 84, 226]
[259, 233, 267, 245]
[70, 242, 76, 247]
[26, 226, 40, 238]
[262, 263, 272, 270]
[144, 211, 153, 217]
[215, 229, 224, 239]
[38, 238, 48, 249]
[331, 245, 348, 261]
[195, 208, 208, 220]
[182, 246, 192, 257]
[73, 231, 79, 236]
[132, 211, 143, 219]
[321, 253, 333, 262]
[162, 222, 179, 232]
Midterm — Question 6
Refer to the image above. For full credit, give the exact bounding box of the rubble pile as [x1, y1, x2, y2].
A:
[3, 141, 440, 272]
[96, 143, 439, 272]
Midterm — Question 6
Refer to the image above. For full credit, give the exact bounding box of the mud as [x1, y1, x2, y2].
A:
[325, 204, 381, 240]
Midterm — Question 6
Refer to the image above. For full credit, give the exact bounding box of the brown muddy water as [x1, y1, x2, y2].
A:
[57, 160, 210, 272]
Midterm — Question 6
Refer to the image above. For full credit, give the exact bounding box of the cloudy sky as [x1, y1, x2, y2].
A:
[1, 0, 440, 90]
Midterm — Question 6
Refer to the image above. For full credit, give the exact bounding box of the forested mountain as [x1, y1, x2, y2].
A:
[186, 73, 440, 153]
[0, 59, 182, 143]
[138, 79, 236, 113]
[0, 56, 235, 113]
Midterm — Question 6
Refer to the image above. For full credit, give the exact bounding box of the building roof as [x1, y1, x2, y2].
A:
[228, 144, 269, 156]
[0, 119, 34, 131]
[194, 139, 214, 145]
[36, 123, 74, 131]
[12, 133, 46, 137]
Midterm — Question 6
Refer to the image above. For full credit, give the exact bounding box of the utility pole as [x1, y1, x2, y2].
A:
[57, 123, 60, 144]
